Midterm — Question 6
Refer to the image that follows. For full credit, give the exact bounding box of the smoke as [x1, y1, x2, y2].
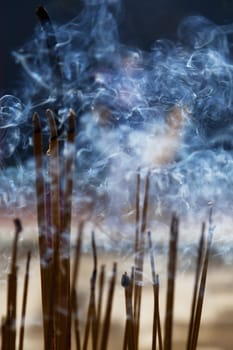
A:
[1, 1, 233, 232]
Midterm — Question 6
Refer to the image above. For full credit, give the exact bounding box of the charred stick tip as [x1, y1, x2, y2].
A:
[14, 218, 22, 234]
[67, 109, 76, 134]
[35, 6, 51, 23]
[33, 112, 41, 133]
[46, 109, 58, 139]
[121, 272, 130, 288]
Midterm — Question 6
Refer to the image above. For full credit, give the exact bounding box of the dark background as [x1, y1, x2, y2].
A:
[1, 0, 233, 94]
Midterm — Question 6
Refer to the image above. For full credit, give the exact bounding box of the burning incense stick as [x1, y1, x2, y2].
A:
[71, 223, 84, 350]
[96, 264, 106, 342]
[148, 231, 163, 350]
[2, 219, 22, 350]
[46, 108, 64, 349]
[35, 6, 64, 85]
[99, 262, 117, 350]
[33, 112, 53, 349]
[190, 222, 213, 350]
[18, 251, 31, 350]
[60, 109, 76, 348]
[134, 172, 150, 350]
[164, 214, 179, 350]
[33, 113, 48, 262]
[82, 231, 98, 350]
[72, 288, 81, 350]
[134, 170, 141, 254]
[121, 270, 135, 350]
[186, 223, 205, 350]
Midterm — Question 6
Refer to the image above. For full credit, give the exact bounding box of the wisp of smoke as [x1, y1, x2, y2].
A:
[1, 0, 233, 232]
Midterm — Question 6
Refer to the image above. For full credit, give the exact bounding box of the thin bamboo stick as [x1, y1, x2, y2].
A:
[60, 109, 76, 349]
[134, 172, 150, 350]
[148, 231, 158, 350]
[186, 224, 205, 350]
[121, 271, 135, 350]
[96, 264, 106, 335]
[82, 231, 98, 350]
[72, 289, 81, 350]
[190, 223, 212, 350]
[99, 262, 117, 350]
[33, 112, 51, 339]
[155, 276, 163, 350]
[35, 6, 64, 85]
[134, 170, 141, 255]
[4, 219, 22, 350]
[82, 269, 97, 350]
[33, 113, 48, 261]
[18, 252, 31, 350]
[164, 215, 179, 350]
[71, 222, 84, 294]
[46, 108, 62, 350]
[71, 223, 84, 350]
[91, 232, 98, 350]
[46, 228, 60, 350]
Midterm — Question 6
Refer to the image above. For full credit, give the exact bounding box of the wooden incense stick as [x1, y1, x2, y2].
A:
[71, 223, 84, 350]
[72, 288, 81, 350]
[148, 231, 163, 350]
[3, 220, 21, 350]
[135, 169, 141, 255]
[99, 262, 117, 350]
[164, 214, 179, 350]
[134, 172, 150, 350]
[60, 109, 76, 349]
[46, 108, 62, 349]
[33, 112, 55, 349]
[33, 113, 48, 262]
[190, 222, 212, 350]
[18, 252, 31, 350]
[82, 269, 97, 350]
[186, 223, 205, 350]
[35, 6, 64, 85]
[96, 264, 106, 348]
[121, 270, 135, 350]
[82, 232, 97, 350]
[91, 232, 98, 350]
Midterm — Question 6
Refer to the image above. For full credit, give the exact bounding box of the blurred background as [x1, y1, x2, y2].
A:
[1, 0, 233, 94]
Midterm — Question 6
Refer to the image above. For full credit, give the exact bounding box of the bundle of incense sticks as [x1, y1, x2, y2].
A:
[0, 167, 212, 350]
[1, 219, 31, 350]
[0, 8, 212, 349]
[33, 110, 211, 350]
[33, 108, 76, 350]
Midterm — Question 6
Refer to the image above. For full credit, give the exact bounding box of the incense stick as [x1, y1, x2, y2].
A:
[148, 231, 163, 350]
[33, 113, 48, 262]
[190, 223, 212, 350]
[71, 223, 84, 350]
[164, 214, 179, 350]
[3, 219, 22, 350]
[186, 223, 205, 350]
[60, 109, 76, 348]
[82, 232, 97, 350]
[135, 169, 141, 255]
[121, 270, 135, 350]
[46, 108, 62, 349]
[134, 172, 150, 350]
[96, 264, 106, 342]
[72, 288, 81, 350]
[18, 252, 31, 350]
[99, 262, 117, 350]
[35, 6, 64, 85]
[33, 112, 54, 349]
